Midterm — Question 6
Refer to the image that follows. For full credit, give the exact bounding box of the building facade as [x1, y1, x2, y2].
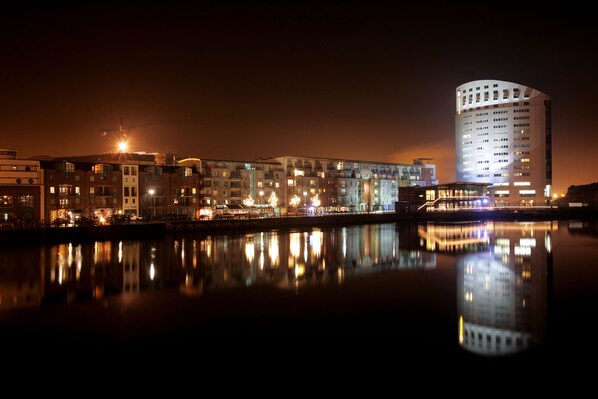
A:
[40, 154, 201, 223]
[455, 80, 552, 206]
[398, 182, 491, 212]
[0, 149, 44, 226]
[188, 158, 286, 216]
[271, 156, 438, 213]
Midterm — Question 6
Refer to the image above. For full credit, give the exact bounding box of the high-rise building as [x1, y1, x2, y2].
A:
[455, 80, 552, 206]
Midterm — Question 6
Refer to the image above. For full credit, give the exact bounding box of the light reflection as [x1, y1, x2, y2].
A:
[269, 234, 279, 266]
[456, 222, 550, 356]
[245, 237, 255, 264]
[290, 232, 301, 258]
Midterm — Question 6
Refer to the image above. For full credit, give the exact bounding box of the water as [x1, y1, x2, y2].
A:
[1, 220, 597, 364]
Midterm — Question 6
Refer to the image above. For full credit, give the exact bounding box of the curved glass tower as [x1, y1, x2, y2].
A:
[455, 80, 552, 206]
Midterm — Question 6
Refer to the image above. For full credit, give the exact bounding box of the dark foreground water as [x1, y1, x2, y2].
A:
[1, 220, 597, 368]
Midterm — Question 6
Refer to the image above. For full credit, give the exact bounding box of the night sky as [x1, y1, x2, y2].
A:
[1, 3, 596, 193]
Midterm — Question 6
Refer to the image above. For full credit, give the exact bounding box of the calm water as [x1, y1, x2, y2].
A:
[1, 220, 597, 362]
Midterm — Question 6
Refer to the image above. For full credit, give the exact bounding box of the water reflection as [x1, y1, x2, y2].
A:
[419, 221, 552, 356]
[0, 224, 435, 310]
[0, 221, 560, 358]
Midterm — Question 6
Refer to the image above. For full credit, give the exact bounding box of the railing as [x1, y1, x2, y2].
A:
[417, 195, 491, 211]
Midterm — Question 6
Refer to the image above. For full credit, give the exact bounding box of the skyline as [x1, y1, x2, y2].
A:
[1, 4, 597, 193]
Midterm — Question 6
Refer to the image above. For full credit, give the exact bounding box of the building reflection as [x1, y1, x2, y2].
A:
[424, 221, 555, 356]
[1, 223, 437, 308]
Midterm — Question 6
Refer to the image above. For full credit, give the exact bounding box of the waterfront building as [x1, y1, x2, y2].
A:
[398, 182, 491, 212]
[269, 156, 438, 213]
[183, 158, 286, 218]
[39, 153, 200, 223]
[455, 80, 552, 206]
[0, 149, 44, 225]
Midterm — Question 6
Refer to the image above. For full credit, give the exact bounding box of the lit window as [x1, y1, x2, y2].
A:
[90, 187, 95, 194]
[50, 186, 55, 194]
[287, 179, 294, 186]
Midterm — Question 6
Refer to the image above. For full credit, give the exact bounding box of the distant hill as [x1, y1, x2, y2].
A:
[565, 182, 598, 205]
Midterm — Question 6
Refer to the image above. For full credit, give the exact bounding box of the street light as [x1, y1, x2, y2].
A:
[259, 190, 264, 204]
[148, 188, 155, 219]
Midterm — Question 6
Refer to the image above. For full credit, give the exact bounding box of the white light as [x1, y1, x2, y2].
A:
[148, 189, 155, 195]
[118, 140, 128, 153]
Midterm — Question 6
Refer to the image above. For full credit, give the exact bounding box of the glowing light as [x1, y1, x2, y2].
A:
[290, 232, 301, 258]
[242, 195, 255, 207]
[311, 194, 321, 208]
[150, 263, 155, 280]
[459, 316, 464, 344]
[268, 192, 278, 208]
[245, 238, 255, 263]
[118, 140, 128, 153]
[289, 195, 301, 207]
[268, 235, 279, 266]
[148, 188, 155, 196]
[294, 264, 305, 279]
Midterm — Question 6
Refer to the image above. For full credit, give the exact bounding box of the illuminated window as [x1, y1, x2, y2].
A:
[50, 186, 55, 194]
[90, 187, 95, 194]
[75, 187, 80, 194]
[192, 188, 196, 194]
[287, 179, 294, 186]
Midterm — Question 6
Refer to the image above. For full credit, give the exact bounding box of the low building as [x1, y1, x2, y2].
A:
[398, 182, 491, 212]
[0, 149, 44, 226]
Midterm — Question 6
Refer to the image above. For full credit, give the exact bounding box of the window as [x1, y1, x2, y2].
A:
[75, 187, 80, 194]
[90, 176, 94, 182]
[90, 187, 95, 194]
[50, 186, 55, 194]
[75, 175, 80, 181]
[132, 187, 137, 196]
[124, 166, 130, 175]
[50, 175, 55, 181]
[124, 187, 130, 196]
[132, 167, 137, 176]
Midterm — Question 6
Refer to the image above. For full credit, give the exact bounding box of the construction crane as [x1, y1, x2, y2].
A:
[99, 117, 203, 153]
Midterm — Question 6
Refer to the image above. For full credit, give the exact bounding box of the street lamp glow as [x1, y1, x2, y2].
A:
[243, 195, 255, 207]
[311, 194, 321, 208]
[290, 195, 301, 207]
[118, 140, 129, 153]
[148, 188, 155, 196]
[259, 190, 264, 204]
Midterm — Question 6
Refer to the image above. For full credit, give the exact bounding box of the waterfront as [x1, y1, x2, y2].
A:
[1, 219, 597, 365]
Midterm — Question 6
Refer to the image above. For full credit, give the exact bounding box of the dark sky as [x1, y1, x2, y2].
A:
[1, 3, 596, 193]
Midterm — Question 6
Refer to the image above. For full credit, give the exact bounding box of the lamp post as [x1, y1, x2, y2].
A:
[148, 188, 155, 220]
